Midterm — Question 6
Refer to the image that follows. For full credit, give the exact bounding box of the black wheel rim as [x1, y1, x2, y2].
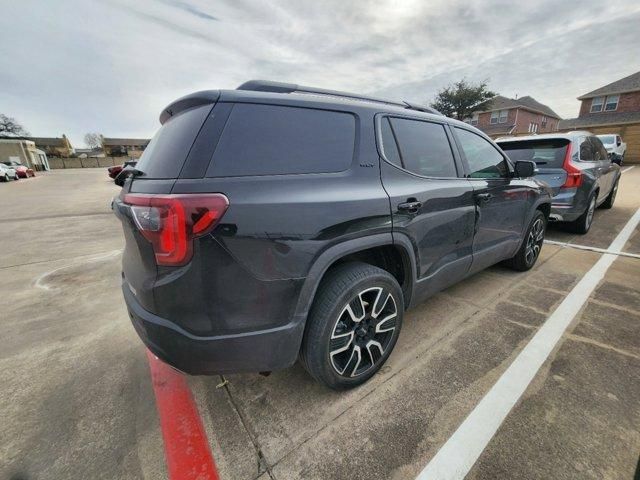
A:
[329, 287, 398, 378]
[525, 217, 545, 266]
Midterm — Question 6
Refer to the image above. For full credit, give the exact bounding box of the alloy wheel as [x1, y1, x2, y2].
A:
[525, 217, 545, 266]
[329, 287, 398, 377]
[586, 197, 596, 229]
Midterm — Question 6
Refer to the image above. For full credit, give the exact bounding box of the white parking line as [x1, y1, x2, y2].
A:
[621, 165, 635, 173]
[544, 239, 640, 260]
[416, 206, 640, 480]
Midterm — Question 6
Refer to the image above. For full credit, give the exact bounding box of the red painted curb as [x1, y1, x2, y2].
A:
[146, 350, 220, 480]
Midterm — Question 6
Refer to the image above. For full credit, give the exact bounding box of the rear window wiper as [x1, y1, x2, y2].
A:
[115, 165, 144, 186]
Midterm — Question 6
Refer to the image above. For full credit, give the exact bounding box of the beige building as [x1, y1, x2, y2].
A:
[102, 138, 149, 159]
[30, 135, 74, 158]
[0, 138, 50, 171]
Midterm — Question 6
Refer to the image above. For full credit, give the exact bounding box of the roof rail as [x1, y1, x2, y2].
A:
[237, 80, 442, 116]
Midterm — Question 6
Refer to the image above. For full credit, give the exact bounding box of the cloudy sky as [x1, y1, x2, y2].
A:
[1, 0, 639, 147]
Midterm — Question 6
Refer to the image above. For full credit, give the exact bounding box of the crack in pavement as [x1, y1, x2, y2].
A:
[219, 377, 277, 480]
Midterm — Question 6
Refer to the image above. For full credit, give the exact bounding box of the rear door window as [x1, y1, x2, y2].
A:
[579, 137, 594, 161]
[384, 117, 457, 178]
[498, 138, 570, 168]
[135, 104, 213, 179]
[454, 127, 509, 178]
[206, 104, 355, 177]
[589, 137, 608, 161]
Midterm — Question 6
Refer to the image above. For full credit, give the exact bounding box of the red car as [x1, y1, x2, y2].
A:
[2, 160, 35, 178]
[108, 164, 124, 179]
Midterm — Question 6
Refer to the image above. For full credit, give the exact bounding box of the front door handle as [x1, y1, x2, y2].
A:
[475, 193, 493, 204]
[398, 200, 422, 213]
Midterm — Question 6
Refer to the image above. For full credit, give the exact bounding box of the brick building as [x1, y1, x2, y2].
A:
[466, 95, 561, 139]
[559, 71, 640, 163]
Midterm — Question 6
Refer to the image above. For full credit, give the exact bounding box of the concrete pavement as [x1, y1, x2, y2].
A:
[0, 167, 638, 479]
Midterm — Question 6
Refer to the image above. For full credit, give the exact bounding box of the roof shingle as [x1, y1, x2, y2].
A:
[474, 95, 560, 119]
[558, 111, 640, 129]
[577, 71, 640, 100]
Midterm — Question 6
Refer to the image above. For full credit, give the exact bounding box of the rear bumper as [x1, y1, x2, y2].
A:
[549, 188, 585, 222]
[123, 282, 305, 375]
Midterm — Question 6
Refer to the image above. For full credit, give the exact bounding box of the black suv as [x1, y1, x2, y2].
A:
[114, 81, 551, 389]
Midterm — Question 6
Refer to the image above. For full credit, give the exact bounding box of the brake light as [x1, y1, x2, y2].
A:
[561, 143, 582, 188]
[123, 193, 229, 266]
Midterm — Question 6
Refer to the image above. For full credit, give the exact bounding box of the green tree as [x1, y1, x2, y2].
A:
[430, 79, 496, 120]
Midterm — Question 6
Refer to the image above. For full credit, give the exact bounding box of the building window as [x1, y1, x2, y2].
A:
[528, 122, 539, 134]
[463, 113, 479, 126]
[499, 110, 508, 123]
[541, 116, 547, 128]
[490, 111, 499, 124]
[604, 95, 619, 111]
[590, 96, 605, 112]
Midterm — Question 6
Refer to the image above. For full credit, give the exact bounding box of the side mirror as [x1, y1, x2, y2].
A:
[514, 160, 536, 178]
[617, 140, 621, 146]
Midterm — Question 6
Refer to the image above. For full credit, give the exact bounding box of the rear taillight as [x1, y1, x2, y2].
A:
[561, 143, 582, 188]
[123, 193, 229, 266]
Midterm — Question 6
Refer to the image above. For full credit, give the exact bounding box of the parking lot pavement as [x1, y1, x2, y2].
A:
[1, 167, 638, 480]
[0, 170, 167, 480]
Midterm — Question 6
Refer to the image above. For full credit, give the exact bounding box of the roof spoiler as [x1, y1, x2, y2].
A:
[159, 90, 220, 124]
[237, 80, 442, 116]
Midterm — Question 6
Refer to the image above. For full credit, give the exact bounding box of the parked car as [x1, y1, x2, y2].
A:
[596, 134, 626, 165]
[0, 163, 19, 182]
[2, 160, 35, 178]
[496, 132, 620, 234]
[113, 81, 551, 389]
[110, 160, 137, 186]
[108, 164, 123, 179]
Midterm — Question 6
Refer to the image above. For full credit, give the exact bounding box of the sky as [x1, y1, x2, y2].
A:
[1, 0, 639, 148]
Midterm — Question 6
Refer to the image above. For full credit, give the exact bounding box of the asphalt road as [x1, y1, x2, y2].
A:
[0, 167, 638, 480]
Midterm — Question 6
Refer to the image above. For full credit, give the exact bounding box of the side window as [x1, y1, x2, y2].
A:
[579, 137, 594, 161]
[380, 118, 401, 167]
[454, 127, 509, 178]
[385, 118, 457, 178]
[207, 104, 355, 177]
[590, 137, 608, 161]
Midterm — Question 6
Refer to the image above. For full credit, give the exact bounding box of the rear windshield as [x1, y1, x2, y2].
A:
[597, 135, 615, 144]
[206, 103, 355, 177]
[135, 104, 212, 179]
[498, 138, 570, 168]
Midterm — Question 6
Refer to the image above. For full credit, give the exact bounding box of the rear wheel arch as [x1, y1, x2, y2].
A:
[293, 235, 416, 323]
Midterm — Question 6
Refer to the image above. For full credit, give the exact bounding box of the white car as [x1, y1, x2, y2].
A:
[0, 162, 19, 182]
[597, 134, 626, 165]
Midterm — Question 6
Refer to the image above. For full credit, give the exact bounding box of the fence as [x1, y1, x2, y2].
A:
[48, 157, 130, 169]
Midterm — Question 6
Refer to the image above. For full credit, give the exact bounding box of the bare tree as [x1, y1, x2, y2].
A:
[0, 114, 29, 137]
[84, 132, 103, 149]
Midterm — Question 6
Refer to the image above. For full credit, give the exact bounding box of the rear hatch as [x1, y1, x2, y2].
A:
[113, 93, 221, 314]
[498, 138, 570, 195]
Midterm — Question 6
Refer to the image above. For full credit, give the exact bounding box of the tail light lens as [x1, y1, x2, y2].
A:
[123, 193, 229, 266]
[561, 143, 582, 188]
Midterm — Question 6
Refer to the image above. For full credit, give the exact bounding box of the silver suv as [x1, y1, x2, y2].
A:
[497, 131, 620, 234]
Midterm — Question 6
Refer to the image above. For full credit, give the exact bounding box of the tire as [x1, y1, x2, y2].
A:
[300, 262, 404, 390]
[505, 210, 546, 271]
[570, 194, 596, 234]
[600, 180, 618, 209]
[2, 174, 8, 182]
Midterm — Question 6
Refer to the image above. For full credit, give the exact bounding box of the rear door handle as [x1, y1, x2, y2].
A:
[475, 193, 493, 204]
[398, 200, 422, 213]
